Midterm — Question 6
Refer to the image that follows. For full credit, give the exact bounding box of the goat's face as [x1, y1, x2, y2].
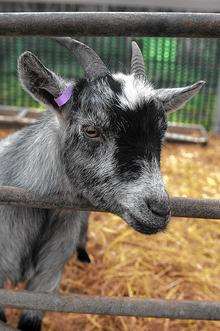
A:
[18, 38, 205, 235]
[64, 74, 170, 234]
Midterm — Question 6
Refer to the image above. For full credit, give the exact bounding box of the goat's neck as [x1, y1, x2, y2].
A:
[0, 110, 73, 199]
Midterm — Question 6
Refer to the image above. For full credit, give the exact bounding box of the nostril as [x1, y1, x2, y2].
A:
[148, 200, 171, 218]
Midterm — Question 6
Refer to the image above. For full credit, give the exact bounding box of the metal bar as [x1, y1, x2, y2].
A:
[167, 123, 209, 145]
[165, 132, 208, 145]
[0, 0, 220, 12]
[0, 289, 220, 320]
[0, 106, 210, 143]
[0, 105, 39, 115]
[0, 186, 95, 210]
[0, 12, 219, 37]
[0, 114, 36, 129]
[0, 186, 220, 219]
[171, 197, 220, 219]
[214, 72, 220, 133]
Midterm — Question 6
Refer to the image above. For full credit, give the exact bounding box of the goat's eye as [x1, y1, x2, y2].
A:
[82, 126, 100, 139]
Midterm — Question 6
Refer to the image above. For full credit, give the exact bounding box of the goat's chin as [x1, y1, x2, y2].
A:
[123, 214, 169, 235]
[130, 220, 168, 235]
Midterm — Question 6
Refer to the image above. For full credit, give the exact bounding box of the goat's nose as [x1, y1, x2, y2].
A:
[148, 197, 171, 218]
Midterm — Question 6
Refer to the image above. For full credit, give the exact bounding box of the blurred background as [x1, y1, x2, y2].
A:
[0, 1, 220, 331]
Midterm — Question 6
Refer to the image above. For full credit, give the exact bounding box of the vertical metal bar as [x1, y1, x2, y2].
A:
[195, 39, 205, 127]
[180, 39, 190, 124]
[161, 37, 166, 88]
[213, 63, 220, 133]
[1, 37, 7, 106]
[207, 39, 220, 130]
[189, 38, 198, 125]
[175, 38, 184, 124]
[197, 39, 208, 128]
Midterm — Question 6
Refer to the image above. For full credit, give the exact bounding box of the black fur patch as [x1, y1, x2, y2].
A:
[111, 100, 167, 181]
[77, 248, 91, 263]
[18, 313, 42, 331]
[70, 74, 122, 114]
[0, 309, 7, 323]
[106, 74, 122, 95]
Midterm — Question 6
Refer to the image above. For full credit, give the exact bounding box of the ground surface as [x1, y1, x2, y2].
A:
[1, 130, 220, 331]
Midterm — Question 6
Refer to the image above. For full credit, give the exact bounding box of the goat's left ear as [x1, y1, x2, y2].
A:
[18, 51, 69, 111]
[156, 81, 206, 114]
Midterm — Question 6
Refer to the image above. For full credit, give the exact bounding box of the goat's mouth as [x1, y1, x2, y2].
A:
[124, 213, 170, 235]
[130, 219, 168, 235]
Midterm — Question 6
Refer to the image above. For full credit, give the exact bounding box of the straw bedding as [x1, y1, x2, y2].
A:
[1, 130, 220, 330]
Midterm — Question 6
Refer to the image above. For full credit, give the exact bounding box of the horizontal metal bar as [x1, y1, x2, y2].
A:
[0, 186, 220, 219]
[0, 12, 219, 37]
[1, 0, 220, 12]
[0, 289, 220, 320]
[0, 186, 95, 210]
[165, 132, 208, 145]
[171, 197, 220, 219]
[0, 106, 208, 144]
[0, 114, 36, 129]
[166, 123, 209, 145]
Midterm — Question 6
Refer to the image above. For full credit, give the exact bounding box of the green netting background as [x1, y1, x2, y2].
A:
[0, 1, 219, 130]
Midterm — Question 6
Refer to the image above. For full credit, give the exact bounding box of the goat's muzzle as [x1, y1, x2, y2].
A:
[123, 194, 171, 235]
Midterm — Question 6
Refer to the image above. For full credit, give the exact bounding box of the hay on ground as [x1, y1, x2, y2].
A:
[1, 130, 220, 331]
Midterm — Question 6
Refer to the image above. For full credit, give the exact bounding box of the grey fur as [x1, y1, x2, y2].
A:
[156, 81, 206, 113]
[0, 39, 205, 330]
[130, 41, 146, 78]
[0, 112, 90, 329]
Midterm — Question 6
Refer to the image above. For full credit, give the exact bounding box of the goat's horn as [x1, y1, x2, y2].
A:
[130, 41, 145, 78]
[53, 37, 109, 80]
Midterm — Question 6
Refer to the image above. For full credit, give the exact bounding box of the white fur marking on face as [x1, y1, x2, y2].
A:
[119, 159, 165, 211]
[112, 73, 154, 108]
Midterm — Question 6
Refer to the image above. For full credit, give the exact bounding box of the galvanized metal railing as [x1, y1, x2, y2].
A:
[1, 186, 220, 219]
[0, 12, 220, 327]
[0, 186, 220, 326]
[0, 106, 209, 144]
[0, 12, 219, 37]
[0, 289, 220, 321]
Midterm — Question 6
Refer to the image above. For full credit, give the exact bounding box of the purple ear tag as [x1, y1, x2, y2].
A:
[54, 84, 73, 107]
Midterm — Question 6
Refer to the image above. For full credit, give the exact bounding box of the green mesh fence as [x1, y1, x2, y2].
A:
[140, 37, 220, 129]
[0, 1, 219, 131]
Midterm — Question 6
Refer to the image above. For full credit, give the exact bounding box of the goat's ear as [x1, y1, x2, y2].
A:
[156, 81, 206, 114]
[18, 51, 68, 110]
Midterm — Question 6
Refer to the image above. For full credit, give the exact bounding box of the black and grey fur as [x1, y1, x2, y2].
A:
[0, 38, 205, 330]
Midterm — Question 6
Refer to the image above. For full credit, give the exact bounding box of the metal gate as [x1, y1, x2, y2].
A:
[0, 12, 220, 330]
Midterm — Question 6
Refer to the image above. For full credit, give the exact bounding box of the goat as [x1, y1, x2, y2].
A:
[0, 37, 205, 330]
